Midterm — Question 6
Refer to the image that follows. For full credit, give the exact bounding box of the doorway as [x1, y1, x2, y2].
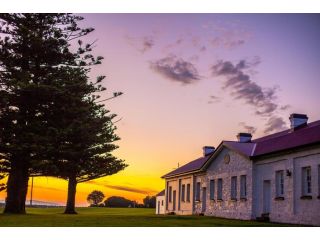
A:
[263, 180, 271, 214]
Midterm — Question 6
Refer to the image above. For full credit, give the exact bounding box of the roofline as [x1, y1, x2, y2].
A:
[250, 141, 320, 160]
[162, 169, 204, 179]
[201, 141, 252, 171]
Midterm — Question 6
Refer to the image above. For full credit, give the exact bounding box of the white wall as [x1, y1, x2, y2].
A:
[156, 196, 165, 214]
[253, 147, 320, 226]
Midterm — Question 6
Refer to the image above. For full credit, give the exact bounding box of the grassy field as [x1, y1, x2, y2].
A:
[0, 207, 300, 227]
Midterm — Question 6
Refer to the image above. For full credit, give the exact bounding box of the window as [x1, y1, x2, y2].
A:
[302, 166, 312, 195]
[186, 184, 191, 202]
[169, 186, 172, 202]
[240, 175, 247, 199]
[276, 170, 284, 197]
[181, 184, 185, 202]
[161, 200, 164, 206]
[196, 182, 201, 201]
[210, 179, 215, 200]
[231, 176, 237, 200]
[217, 178, 223, 200]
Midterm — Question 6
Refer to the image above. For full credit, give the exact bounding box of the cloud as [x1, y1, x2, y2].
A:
[208, 95, 221, 104]
[280, 104, 291, 111]
[141, 36, 154, 53]
[264, 116, 287, 134]
[86, 180, 157, 195]
[211, 59, 278, 116]
[210, 37, 246, 49]
[238, 122, 257, 134]
[150, 55, 201, 85]
[125, 35, 155, 53]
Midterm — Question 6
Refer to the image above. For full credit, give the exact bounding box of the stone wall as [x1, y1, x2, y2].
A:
[201, 147, 253, 220]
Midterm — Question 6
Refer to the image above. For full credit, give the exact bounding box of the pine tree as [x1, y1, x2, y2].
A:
[38, 66, 127, 214]
[0, 14, 101, 213]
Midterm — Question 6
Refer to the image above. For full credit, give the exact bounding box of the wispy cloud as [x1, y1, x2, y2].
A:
[150, 55, 201, 85]
[86, 180, 157, 195]
[238, 122, 257, 134]
[211, 58, 288, 134]
[211, 59, 278, 116]
[125, 35, 155, 53]
[264, 116, 287, 134]
[208, 95, 221, 104]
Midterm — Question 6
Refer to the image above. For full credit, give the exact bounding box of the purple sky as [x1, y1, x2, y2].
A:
[2, 14, 318, 205]
[74, 14, 320, 200]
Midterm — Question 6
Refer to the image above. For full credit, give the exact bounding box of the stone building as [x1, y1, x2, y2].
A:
[161, 114, 320, 226]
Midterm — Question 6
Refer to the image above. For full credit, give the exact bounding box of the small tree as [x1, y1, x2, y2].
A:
[87, 190, 105, 206]
[143, 195, 156, 208]
[104, 196, 135, 208]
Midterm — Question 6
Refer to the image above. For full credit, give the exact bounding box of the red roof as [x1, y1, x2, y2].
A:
[252, 120, 320, 157]
[162, 120, 320, 178]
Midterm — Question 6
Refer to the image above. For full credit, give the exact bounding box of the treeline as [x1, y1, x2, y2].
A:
[0, 14, 127, 214]
[86, 190, 156, 208]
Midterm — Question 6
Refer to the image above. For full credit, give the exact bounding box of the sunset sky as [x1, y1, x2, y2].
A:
[1, 14, 320, 206]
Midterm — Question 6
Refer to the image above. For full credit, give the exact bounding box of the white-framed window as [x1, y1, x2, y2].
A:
[231, 176, 237, 200]
[181, 184, 185, 202]
[240, 175, 247, 199]
[169, 186, 172, 202]
[195, 182, 201, 201]
[210, 179, 215, 200]
[217, 178, 223, 200]
[186, 184, 191, 202]
[161, 200, 164, 206]
[302, 166, 312, 196]
[276, 170, 284, 197]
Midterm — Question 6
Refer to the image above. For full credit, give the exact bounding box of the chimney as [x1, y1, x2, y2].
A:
[289, 113, 308, 130]
[237, 133, 252, 143]
[203, 146, 215, 156]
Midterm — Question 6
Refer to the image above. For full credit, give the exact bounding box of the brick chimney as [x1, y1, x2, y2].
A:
[203, 146, 215, 156]
[237, 133, 252, 143]
[289, 113, 308, 130]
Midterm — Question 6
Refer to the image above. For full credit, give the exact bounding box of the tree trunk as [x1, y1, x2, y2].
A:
[64, 176, 78, 214]
[4, 165, 29, 214]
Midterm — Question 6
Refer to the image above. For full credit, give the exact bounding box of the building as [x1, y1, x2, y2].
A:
[161, 114, 320, 226]
[155, 190, 165, 214]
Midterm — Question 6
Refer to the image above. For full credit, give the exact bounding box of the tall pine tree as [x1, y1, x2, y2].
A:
[37, 67, 127, 214]
[0, 14, 107, 213]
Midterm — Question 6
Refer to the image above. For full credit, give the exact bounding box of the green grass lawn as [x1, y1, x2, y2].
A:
[0, 207, 298, 227]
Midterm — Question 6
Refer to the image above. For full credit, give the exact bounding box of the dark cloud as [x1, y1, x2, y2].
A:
[280, 104, 291, 111]
[150, 55, 201, 85]
[238, 122, 257, 134]
[125, 35, 155, 53]
[264, 116, 287, 134]
[211, 59, 278, 116]
[210, 36, 246, 49]
[141, 36, 154, 53]
[87, 180, 157, 195]
[208, 95, 221, 104]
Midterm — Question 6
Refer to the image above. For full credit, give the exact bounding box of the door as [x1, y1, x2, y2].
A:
[157, 201, 160, 214]
[173, 190, 176, 211]
[202, 187, 207, 213]
[263, 180, 271, 214]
